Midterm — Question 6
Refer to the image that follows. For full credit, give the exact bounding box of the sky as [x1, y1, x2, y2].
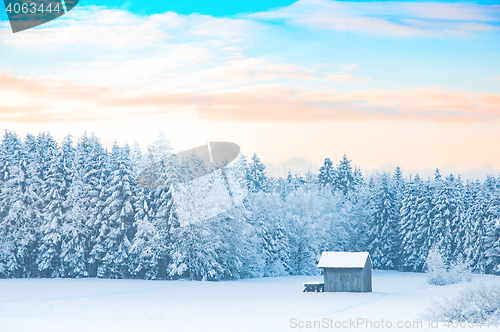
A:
[0, 0, 500, 179]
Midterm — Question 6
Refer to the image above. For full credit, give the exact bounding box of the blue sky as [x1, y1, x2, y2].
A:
[77, 0, 500, 16]
[0, 0, 500, 179]
[2, 0, 500, 20]
[1, 0, 299, 20]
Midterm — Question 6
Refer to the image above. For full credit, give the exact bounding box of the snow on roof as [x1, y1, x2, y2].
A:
[317, 251, 371, 268]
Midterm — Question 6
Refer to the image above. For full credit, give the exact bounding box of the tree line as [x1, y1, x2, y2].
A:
[0, 130, 499, 279]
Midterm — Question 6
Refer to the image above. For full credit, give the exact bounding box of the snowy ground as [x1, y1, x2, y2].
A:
[1, 271, 500, 332]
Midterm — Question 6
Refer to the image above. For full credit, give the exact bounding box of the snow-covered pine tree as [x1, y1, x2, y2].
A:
[129, 189, 156, 279]
[451, 175, 467, 265]
[286, 169, 295, 198]
[129, 133, 184, 279]
[485, 182, 500, 274]
[231, 152, 252, 191]
[75, 133, 108, 277]
[353, 167, 365, 189]
[333, 155, 356, 195]
[261, 222, 291, 276]
[451, 176, 466, 262]
[23, 133, 50, 276]
[209, 208, 256, 280]
[174, 153, 232, 226]
[286, 186, 332, 275]
[366, 172, 400, 270]
[304, 169, 317, 186]
[224, 153, 250, 207]
[274, 176, 288, 200]
[399, 174, 422, 271]
[318, 158, 335, 189]
[178, 149, 207, 183]
[0, 132, 48, 277]
[249, 192, 290, 276]
[37, 133, 67, 277]
[60, 135, 75, 191]
[170, 222, 224, 280]
[463, 180, 489, 273]
[130, 141, 145, 177]
[484, 175, 497, 196]
[391, 167, 405, 268]
[130, 133, 179, 279]
[60, 156, 88, 278]
[248, 153, 268, 193]
[430, 173, 460, 264]
[94, 143, 136, 278]
[392, 167, 405, 212]
[129, 184, 177, 279]
[0, 131, 31, 277]
[413, 179, 435, 271]
[292, 172, 306, 191]
[169, 189, 242, 281]
[345, 182, 371, 252]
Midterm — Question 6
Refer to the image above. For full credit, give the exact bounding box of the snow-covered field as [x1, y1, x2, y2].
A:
[1, 271, 500, 332]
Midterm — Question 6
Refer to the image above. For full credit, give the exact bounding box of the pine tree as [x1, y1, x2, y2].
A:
[60, 160, 88, 277]
[0, 132, 42, 277]
[318, 158, 335, 189]
[429, 173, 460, 264]
[485, 184, 500, 274]
[451, 176, 467, 262]
[37, 134, 67, 277]
[168, 220, 226, 281]
[224, 153, 250, 206]
[366, 173, 400, 269]
[261, 223, 290, 276]
[130, 135, 174, 279]
[463, 181, 489, 273]
[79, 133, 110, 277]
[130, 141, 145, 177]
[334, 155, 356, 195]
[413, 179, 435, 271]
[129, 184, 176, 279]
[399, 174, 422, 271]
[248, 153, 268, 193]
[286, 187, 326, 275]
[353, 167, 365, 189]
[212, 208, 259, 280]
[94, 143, 136, 278]
[0, 131, 28, 277]
[249, 192, 290, 276]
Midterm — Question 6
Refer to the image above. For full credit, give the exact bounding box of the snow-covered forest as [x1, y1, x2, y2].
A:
[0, 131, 499, 280]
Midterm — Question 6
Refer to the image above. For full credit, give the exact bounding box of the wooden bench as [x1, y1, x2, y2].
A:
[303, 282, 324, 292]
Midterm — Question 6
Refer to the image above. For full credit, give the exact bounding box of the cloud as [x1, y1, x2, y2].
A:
[296, 87, 500, 122]
[337, 64, 360, 72]
[0, 3, 494, 97]
[326, 73, 371, 83]
[0, 70, 114, 122]
[0, 7, 172, 48]
[250, 0, 500, 37]
[0, 6, 261, 49]
[0, 4, 498, 126]
[1, 71, 499, 124]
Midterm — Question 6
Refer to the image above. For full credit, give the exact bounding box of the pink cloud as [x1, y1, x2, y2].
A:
[326, 73, 371, 83]
[251, 0, 500, 37]
[1, 71, 499, 124]
[0, 70, 113, 122]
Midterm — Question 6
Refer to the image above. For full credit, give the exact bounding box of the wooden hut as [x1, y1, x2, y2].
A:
[317, 251, 372, 293]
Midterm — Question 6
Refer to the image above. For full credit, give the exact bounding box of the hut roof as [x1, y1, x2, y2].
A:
[317, 251, 371, 268]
